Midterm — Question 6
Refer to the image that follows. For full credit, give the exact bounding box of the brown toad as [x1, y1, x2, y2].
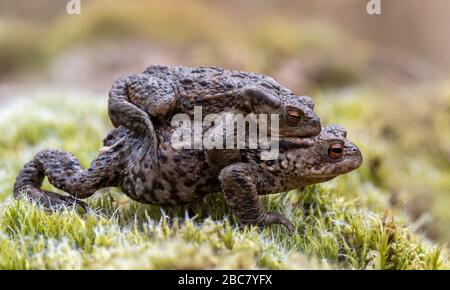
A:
[13, 124, 362, 231]
[108, 65, 321, 138]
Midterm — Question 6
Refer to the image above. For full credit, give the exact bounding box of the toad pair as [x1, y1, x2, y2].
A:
[14, 65, 362, 231]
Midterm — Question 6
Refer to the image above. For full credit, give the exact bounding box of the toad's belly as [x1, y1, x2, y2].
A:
[121, 175, 219, 206]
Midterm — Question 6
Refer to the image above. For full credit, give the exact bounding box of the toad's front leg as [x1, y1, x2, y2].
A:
[108, 74, 175, 134]
[218, 163, 294, 232]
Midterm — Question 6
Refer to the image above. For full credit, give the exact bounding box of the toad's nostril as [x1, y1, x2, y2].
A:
[349, 145, 358, 154]
[302, 113, 315, 122]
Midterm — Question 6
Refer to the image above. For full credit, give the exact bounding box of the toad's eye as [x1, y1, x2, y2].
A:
[286, 109, 304, 125]
[327, 143, 343, 159]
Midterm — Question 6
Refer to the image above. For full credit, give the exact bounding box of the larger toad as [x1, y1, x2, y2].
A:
[13, 124, 362, 232]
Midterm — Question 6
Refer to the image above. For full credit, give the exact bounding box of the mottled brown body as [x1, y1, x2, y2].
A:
[108, 65, 321, 138]
[117, 126, 220, 206]
[14, 123, 362, 231]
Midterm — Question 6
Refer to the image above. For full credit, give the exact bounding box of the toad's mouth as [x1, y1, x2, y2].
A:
[306, 156, 363, 179]
[306, 167, 360, 179]
[306, 173, 340, 179]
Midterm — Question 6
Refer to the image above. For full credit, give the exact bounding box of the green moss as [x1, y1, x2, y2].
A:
[0, 95, 447, 269]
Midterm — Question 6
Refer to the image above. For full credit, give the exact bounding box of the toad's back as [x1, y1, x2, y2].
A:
[143, 65, 293, 98]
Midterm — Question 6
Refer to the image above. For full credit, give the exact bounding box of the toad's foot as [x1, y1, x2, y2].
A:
[259, 212, 294, 233]
[17, 185, 89, 211]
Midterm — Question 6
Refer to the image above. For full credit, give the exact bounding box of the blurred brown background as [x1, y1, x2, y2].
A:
[1, 0, 450, 70]
[0, 0, 449, 94]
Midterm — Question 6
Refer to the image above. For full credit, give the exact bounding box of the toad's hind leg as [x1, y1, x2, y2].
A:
[13, 146, 126, 209]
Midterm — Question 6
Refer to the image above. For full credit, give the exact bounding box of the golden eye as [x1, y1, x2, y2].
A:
[327, 143, 343, 159]
[286, 109, 304, 125]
